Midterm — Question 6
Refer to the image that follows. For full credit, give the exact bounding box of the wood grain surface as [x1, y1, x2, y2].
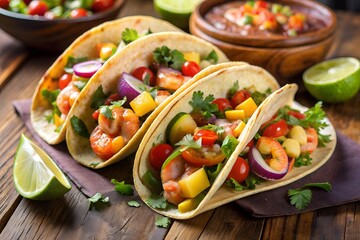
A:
[0, 1, 359, 239]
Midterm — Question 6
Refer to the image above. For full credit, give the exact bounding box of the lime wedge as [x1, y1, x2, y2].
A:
[154, 0, 202, 29]
[13, 134, 71, 200]
[303, 57, 360, 103]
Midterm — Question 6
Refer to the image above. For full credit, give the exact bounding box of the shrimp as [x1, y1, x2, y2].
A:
[56, 83, 80, 116]
[256, 136, 288, 172]
[161, 156, 199, 205]
[90, 106, 140, 160]
[215, 119, 242, 138]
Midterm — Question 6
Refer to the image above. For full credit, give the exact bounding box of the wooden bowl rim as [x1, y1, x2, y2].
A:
[0, 0, 124, 23]
[192, 0, 337, 48]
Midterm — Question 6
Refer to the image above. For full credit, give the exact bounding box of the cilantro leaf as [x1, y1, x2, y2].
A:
[225, 173, 263, 191]
[128, 200, 140, 208]
[88, 193, 109, 210]
[73, 80, 86, 91]
[203, 50, 218, 64]
[288, 182, 331, 210]
[70, 116, 90, 138]
[189, 91, 218, 118]
[91, 86, 108, 109]
[153, 46, 185, 71]
[146, 196, 169, 209]
[111, 179, 134, 196]
[294, 152, 312, 167]
[250, 88, 272, 106]
[226, 178, 245, 191]
[99, 105, 113, 119]
[176, 134, 201, 149]
[228, 81, 239, 99]
[64, 56, 87, 74]
[200, 124, 225, 136]
[155, 216, 171, 228]
[122, 28, 140, 44]
[41, 89, 61, 124]
[221, 135, 239, 158]
[206, 162, 225, 184]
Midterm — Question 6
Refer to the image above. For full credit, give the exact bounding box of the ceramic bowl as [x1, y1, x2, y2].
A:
[190, 0, 337, 82]
[0, 0, 125, 53]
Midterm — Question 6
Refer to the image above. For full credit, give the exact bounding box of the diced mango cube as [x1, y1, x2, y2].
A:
[225, 110, 245, 121]
[183, 52, 201, 65]
[235, 97, 257, 118]
[178, 168, 210, 198]
[178, 198, 199, 213]
[130, 91, 157, 117]
[233, 121, 246, 137]
[54, 114, 64, 127]
[111, 136, 125, 154]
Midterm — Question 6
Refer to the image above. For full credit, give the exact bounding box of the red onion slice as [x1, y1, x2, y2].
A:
[118, 72, 151, 102]
[248, 146, 288, 180]
[73, 60, 102, 78]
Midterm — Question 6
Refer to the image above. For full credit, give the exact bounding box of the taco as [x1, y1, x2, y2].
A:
[133, 64, 336, 219]
[31, 16, 182, 145]
[65, 32, 230, 169]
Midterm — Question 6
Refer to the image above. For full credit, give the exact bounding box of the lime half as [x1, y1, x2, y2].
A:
[154, 0, 202, 29]
[303, 57, 360, 103]
[13, 134, 71, 200]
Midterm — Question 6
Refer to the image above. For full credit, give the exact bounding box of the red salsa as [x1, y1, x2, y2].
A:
[204, 0, 326, 37]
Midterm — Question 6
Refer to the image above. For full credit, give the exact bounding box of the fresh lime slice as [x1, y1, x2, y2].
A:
[154, 0, 202, 29]
[303, 57, 360, 103]
[13, 134, 71, 200]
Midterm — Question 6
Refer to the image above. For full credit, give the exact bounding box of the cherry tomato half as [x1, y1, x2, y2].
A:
[181, 61, 200, 77]
[58, 73, 72, 90]
[70, 8, 88, 18]
[28, 1, 48, 16]
[149, 144, 174, 170]
[0, 0, 10, 9]
[231, 89, 251, 108]
[92, 109, 100, 121]
[92, 0, 114, 12]
[227, 157, 250, 183]
[288, 110, 305, 119]
[262, 119, 289, 138]
[181, 147, 225, 167]
[132, 67, 155, 86]
[193, 129, 218, 146]
[104, 93, 122, 105]
[212, 98, 232, 112]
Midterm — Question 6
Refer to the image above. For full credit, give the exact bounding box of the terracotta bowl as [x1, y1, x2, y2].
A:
[0, 0, 125, 53]
[190, 0, 337, 82]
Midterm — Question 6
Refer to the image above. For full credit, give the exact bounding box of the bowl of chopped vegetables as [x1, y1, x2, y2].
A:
[0, 0, 125, 52]
[190, 0, 337, 82]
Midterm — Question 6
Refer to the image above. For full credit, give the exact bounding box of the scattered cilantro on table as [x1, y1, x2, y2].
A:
[111, 179, 134, 196]
[88, 193, 109, 210]
[155, 216, 171, 228]
[128, 200, 140, 208]
[288, 182, 332, 210]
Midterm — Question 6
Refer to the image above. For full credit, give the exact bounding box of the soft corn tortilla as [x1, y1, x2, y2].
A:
[133, 65, 337, 219]
[66, 32, 230, 168]
[31, 16, 182, 145]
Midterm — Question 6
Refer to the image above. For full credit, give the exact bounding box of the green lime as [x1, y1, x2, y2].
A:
[13, 134, 71, 200]
[154, 0, 202, 30]
[303, 57, 360, 103]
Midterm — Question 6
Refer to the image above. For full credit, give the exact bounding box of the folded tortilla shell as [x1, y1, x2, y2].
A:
[66, 32, 229, 168]
[133, 65, 336, 219]
[31, 15, 182, 145]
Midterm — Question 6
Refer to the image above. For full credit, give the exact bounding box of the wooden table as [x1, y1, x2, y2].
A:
[1, 1, 359, 239]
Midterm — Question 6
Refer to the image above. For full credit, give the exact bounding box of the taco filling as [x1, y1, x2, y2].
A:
[73, 46, 220, 160]
[40, 28, 152, 132]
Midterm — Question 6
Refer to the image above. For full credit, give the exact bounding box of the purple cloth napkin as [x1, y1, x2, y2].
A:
[13, 99, 360, 217]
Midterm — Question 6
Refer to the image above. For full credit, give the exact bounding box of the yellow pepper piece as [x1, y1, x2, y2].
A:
[233, 121, 246, 138]
[183, 52, 201, 65]
[54, 114, 64, 127]
[235, 97, 257, 118]
[178, 168, 210, 198]
[225, 110, 245, 121]
[130, 91, 157, 117]
[178, 198, 199, 213]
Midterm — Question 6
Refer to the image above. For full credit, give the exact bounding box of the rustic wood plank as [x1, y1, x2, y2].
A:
[0, 30, 29, 89]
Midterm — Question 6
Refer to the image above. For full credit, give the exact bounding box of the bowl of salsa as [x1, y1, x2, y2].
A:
[190, 0, 337, 81]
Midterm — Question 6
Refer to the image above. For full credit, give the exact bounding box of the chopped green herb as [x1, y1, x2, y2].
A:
[206, 162, 225, 184]
[155, 216, 171, 228]
[203, 50, 218, 64]
[175, 134, 202, 149]
[189, 91, 218, 118]
[91, 86, 108, 109]
[122, 28, 140, 44]
[99, 105, 113, 119]
[153, 46, 185, 71]
[128, 200, 140, 208]
[288, 182, 331, 210]
[250, 88, 272, 106]
[228, 81, 239, 99]
[111, 98, 127, 107]
[70, 116, 90, 138]
[294, 152, 312, 167]
[226, 178, 245, 191]
[111, 179, 134, 196]
[221, 135, 239, 158]
[200, 124, 225, 136]
[73, 80, 87, 91]
[89, 162, 100, 167]
[88, 193, 109, 210]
